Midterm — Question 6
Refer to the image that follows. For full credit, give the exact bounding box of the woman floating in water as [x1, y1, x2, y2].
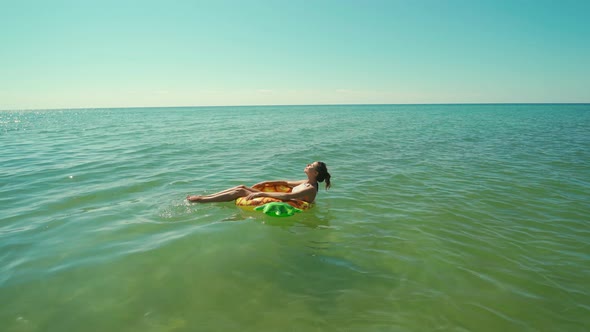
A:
[186, 161, 331, 204]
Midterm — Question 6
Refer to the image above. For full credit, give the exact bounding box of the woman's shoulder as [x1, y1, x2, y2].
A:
[286, 179, 307, 186]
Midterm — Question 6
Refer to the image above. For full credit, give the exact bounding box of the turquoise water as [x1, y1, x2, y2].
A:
[1, 104, 589, 331]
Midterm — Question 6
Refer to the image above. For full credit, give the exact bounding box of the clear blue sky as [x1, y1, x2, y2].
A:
[1, 0, 589, 109]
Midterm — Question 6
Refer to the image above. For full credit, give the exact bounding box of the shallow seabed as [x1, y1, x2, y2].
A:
[1, 104, 589, 331]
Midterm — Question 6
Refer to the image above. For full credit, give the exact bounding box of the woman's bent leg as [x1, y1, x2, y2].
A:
[187, 185, 257, 203]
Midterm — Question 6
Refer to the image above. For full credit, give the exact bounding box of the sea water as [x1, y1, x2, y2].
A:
[1, 104, 589, 331]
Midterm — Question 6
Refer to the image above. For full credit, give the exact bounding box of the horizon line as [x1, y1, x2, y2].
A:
[2, 102, 589, 112]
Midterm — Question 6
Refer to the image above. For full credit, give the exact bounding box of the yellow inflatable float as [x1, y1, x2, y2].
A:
[235, 183, 312, 211]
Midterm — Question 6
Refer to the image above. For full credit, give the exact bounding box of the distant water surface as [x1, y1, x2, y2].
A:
[1, 104, 589, 331]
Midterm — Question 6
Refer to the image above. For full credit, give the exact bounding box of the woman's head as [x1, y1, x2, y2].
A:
[306, 161, 331, 190]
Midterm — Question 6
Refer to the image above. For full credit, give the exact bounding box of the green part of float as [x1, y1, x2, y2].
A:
[254, 202, 302, 217]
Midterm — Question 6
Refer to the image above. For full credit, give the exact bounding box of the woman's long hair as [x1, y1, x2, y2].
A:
[316, 161, 331, 190]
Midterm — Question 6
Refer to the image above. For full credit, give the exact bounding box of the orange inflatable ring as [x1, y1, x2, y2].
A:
[235, 183, 312, 211]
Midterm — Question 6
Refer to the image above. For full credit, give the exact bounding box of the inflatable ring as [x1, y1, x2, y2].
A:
[235, 183, 312, 211]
